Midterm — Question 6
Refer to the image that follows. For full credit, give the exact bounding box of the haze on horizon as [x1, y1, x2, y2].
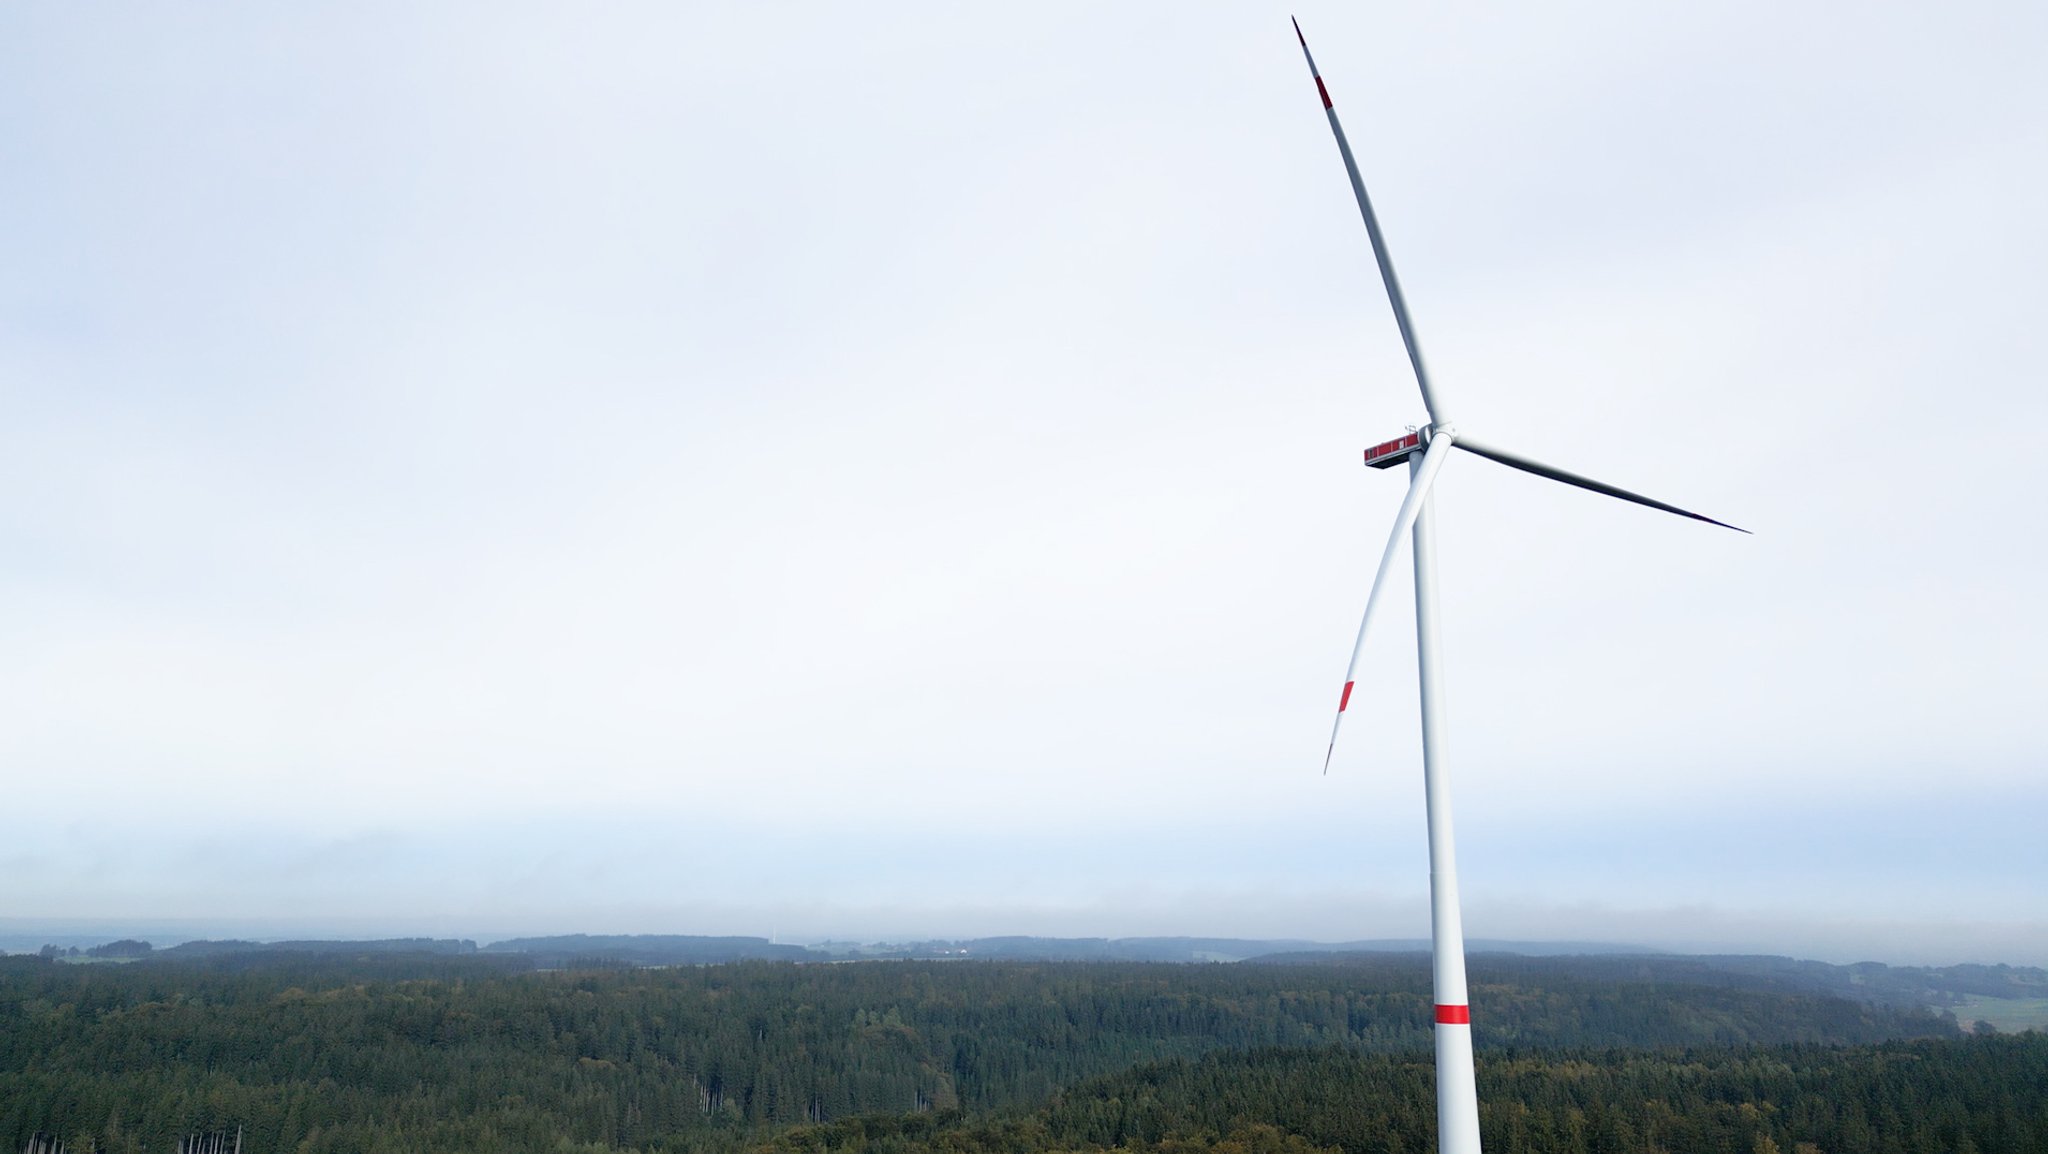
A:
[3, 3, 2044, 969]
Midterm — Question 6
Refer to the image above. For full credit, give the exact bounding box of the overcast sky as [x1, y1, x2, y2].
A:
[3, 3, 2043, 966]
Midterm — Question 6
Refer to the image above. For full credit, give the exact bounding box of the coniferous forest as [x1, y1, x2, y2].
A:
[2, 951, 2042, 1153]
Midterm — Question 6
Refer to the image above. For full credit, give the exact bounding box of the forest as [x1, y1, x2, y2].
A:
[1, 950, 2037, 1153]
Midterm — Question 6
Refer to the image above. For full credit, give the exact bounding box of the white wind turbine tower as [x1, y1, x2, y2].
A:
[1290, 19, 1747, 1154]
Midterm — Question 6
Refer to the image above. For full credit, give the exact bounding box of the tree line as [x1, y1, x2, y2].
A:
[0, 953, 1969, 1153]
[765, 1035, 2048, 1154]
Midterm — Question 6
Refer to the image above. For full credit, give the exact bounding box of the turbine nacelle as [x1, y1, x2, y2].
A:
[1363, 430, 1425, 468]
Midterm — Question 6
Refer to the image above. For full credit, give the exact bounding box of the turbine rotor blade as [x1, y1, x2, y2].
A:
[1324, 431, 1457, 773]
[1292, 17, 1447, 426]
[1451, 435, 1749, 533]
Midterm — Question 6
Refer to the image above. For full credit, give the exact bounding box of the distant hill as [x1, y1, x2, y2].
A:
[27, 931, 2048, 1026]
[479, 933, 813, 966]
[1255, 948, 2048, 1019]
[160, 937, 478, 957]
[813, 936, 1657, 962]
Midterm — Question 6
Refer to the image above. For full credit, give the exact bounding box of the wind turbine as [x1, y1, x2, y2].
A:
[1290, 18, 1746, 1154]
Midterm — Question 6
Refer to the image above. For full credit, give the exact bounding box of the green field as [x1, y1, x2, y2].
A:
[1951, 994, 2048, 1032]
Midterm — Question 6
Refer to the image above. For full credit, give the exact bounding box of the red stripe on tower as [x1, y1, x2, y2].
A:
[1435, 1004, 1471, 1025]
[1338, 681, 1355, 711]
